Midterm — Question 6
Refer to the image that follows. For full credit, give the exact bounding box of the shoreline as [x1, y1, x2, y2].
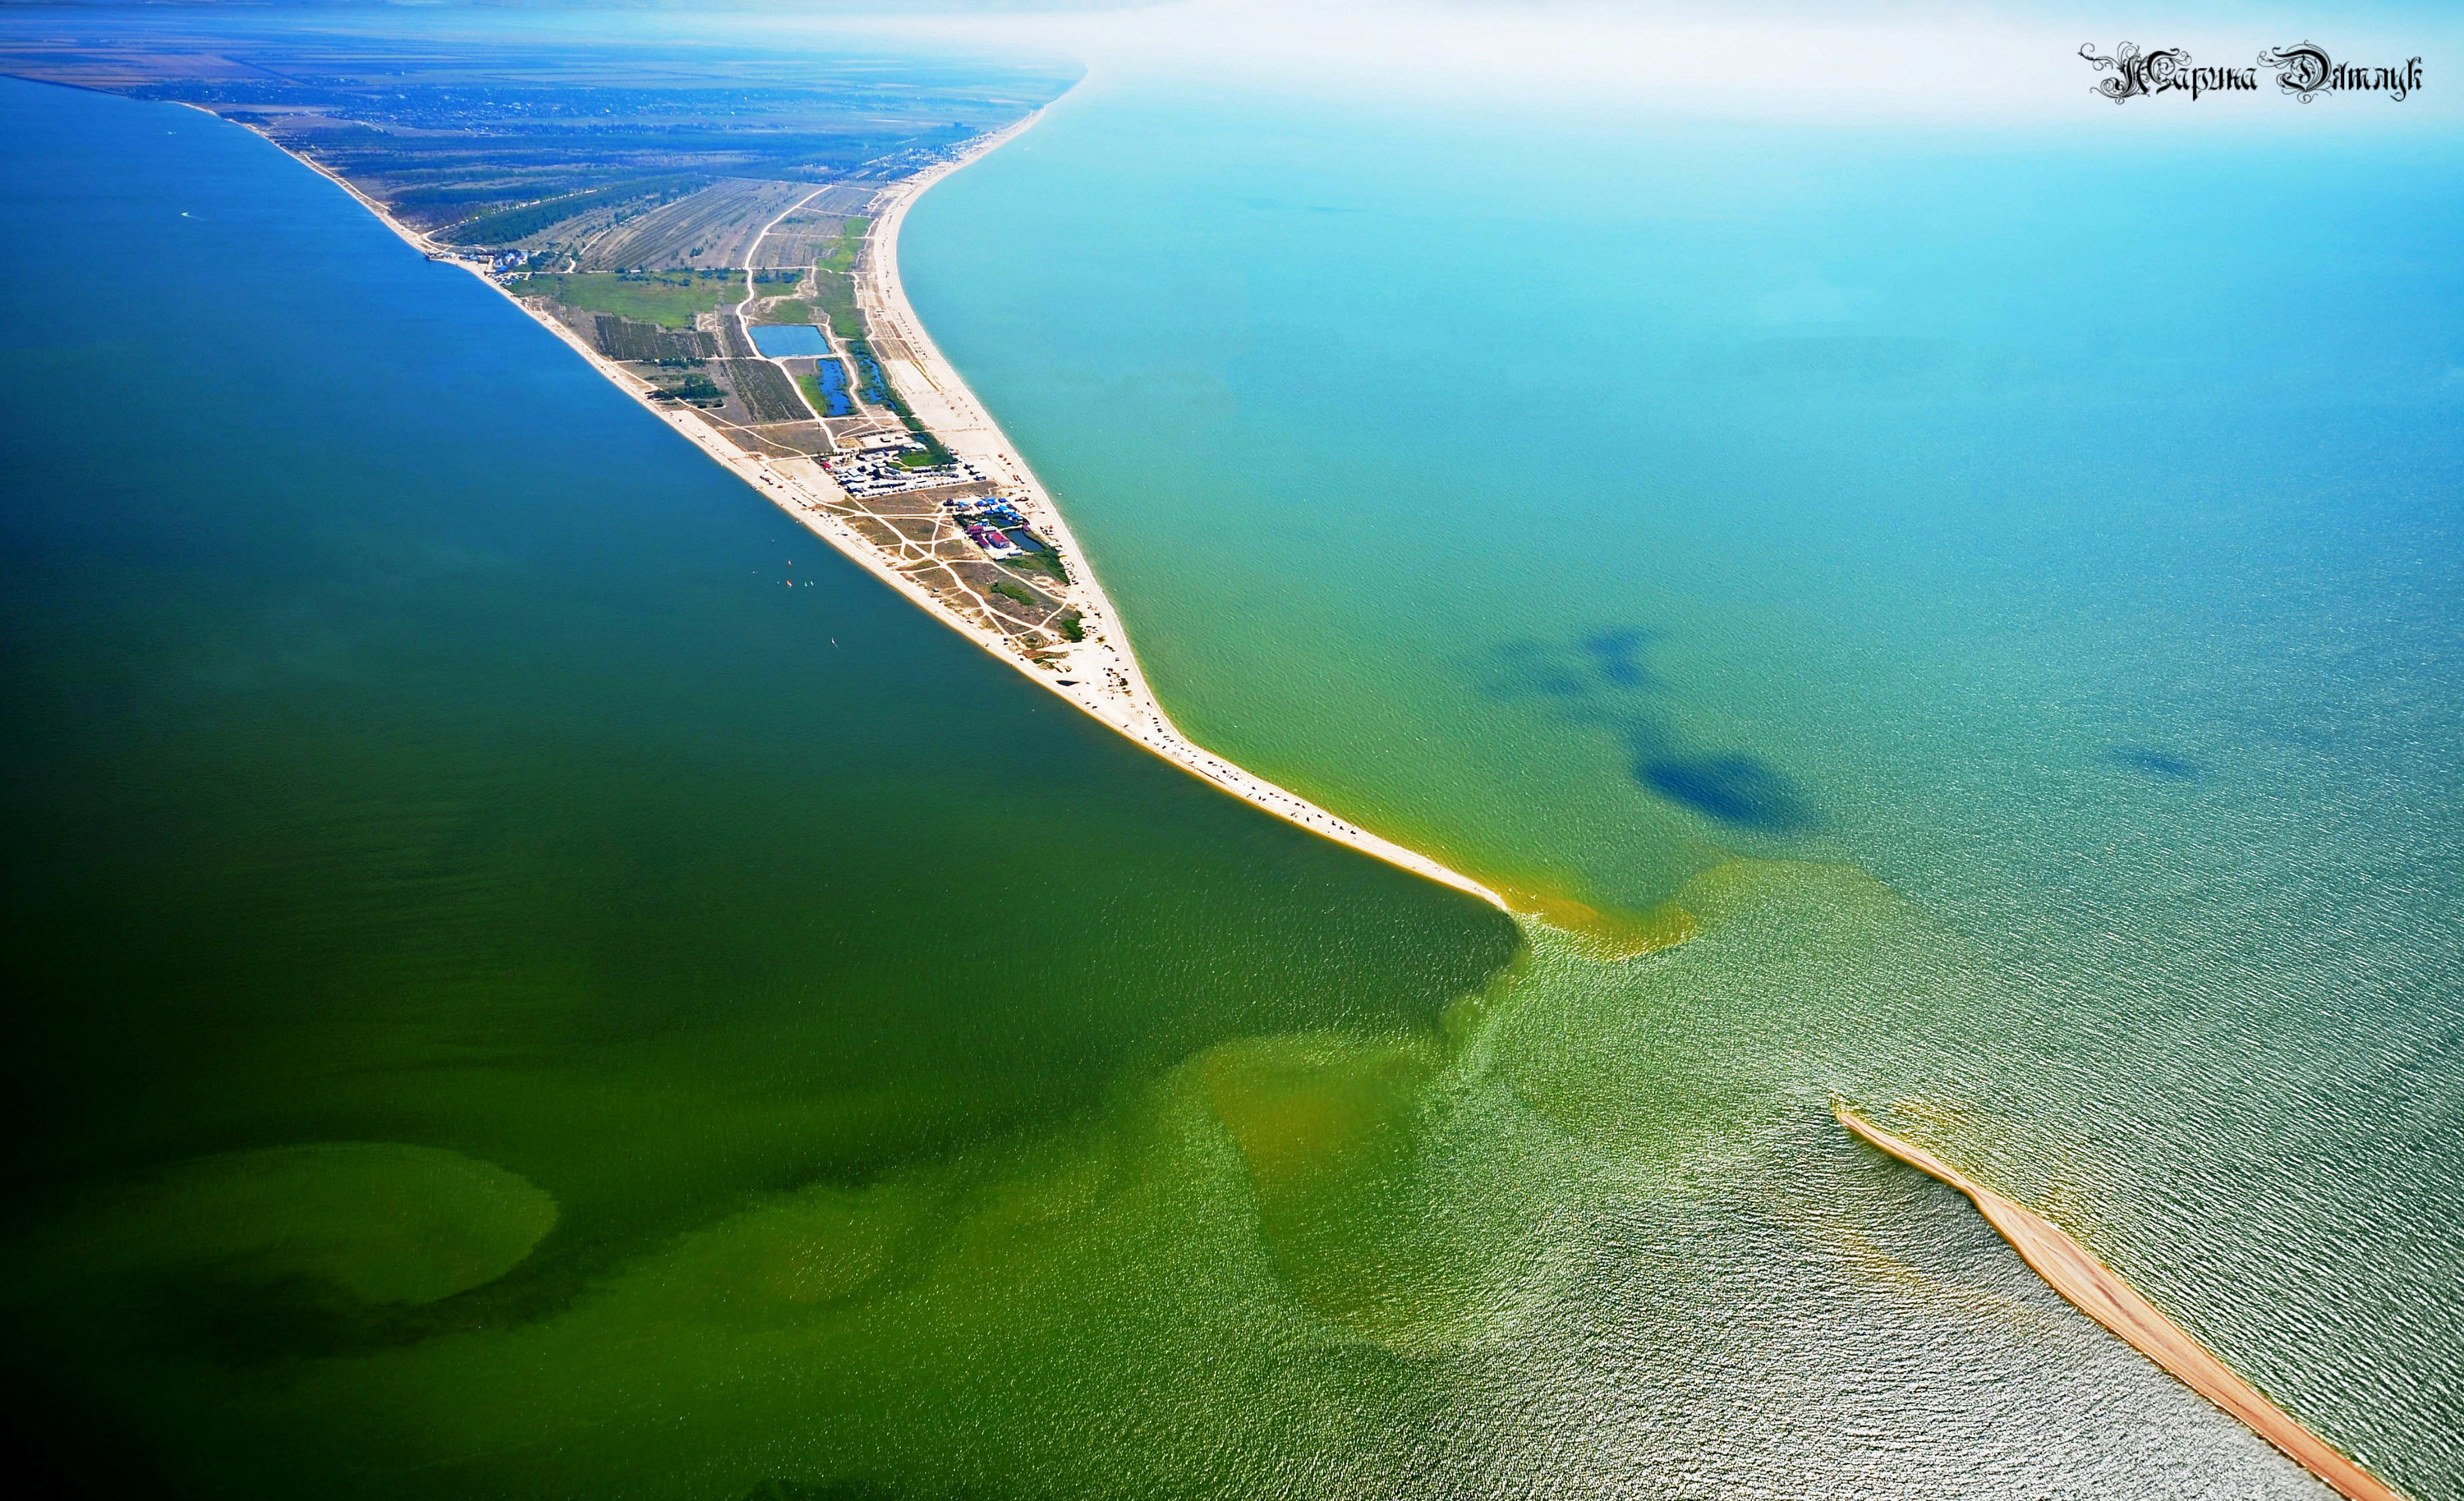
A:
[1835, 1106, 2409, 1501]
[207, 100, 1509, 916]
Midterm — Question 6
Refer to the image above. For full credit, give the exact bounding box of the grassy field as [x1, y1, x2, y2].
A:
[593, 314, 716, 365]
[526, 272, 747, 329]
[759, 299, 815, 325]
[822, 216, 871, 273]
[1005, 549, 1068, 585]
[810, 269, 863, 341]
[798, 223, 871, 340]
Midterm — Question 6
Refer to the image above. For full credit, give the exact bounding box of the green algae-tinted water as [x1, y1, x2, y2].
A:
[0, 76, 1528, 1497]
[902, 74, 2464, 1501]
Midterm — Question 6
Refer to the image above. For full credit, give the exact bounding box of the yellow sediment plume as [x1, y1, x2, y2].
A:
[1492, 876, 1699, 958]
[1836, 1104, 2411, 1501]
[1196, 1034, 1477, 1347]
[1200, 1035, 1430, 1197]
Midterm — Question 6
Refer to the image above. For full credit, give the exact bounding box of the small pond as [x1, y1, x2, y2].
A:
[749, 323, 830, 358]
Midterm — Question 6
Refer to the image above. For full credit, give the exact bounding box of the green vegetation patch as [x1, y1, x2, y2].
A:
[759, 299, 815, 326]
[529, 271, 747, 329]
[1007, 549, 1069, 585]
[810, 269, 863, 342]
[822, 216, 871, 273]
[655, 372, 726, 406]
[902, 423, 956, 466]
[1056, 609, 1086, 642]
[989, 580, 1040, 608]
[595, 314, 716, 365]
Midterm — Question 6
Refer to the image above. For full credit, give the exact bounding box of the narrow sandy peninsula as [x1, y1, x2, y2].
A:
[227, 104, 1505, 913]
[1836, 1107, 2409, 1501]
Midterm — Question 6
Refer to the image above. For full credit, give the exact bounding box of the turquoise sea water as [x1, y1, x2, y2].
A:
[906, 75, 2464, 1498]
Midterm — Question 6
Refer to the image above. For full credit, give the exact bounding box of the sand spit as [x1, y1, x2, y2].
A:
[209, 102, 1506, 914]
[848, 121, 1505, 910]
[1835, 1106, 2409, 1501]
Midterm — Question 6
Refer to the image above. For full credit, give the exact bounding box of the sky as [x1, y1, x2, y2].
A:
[13, 1, 2453, 129]
[373, 0, 2459, 129]
[615, 0, 2457, 134]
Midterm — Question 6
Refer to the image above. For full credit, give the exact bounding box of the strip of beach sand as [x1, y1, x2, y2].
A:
[1836, 1106, 2408, 1501]
[209, 100, 1506, 914]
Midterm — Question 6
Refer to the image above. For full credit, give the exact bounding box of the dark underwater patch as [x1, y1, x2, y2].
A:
[2109, 746, 2201, 781]
[1639, 755, 1814, 833]
[1479, 640, 1593, 700]
[1472, 628, 1817, 837]
[1580, 627, 1656, 687]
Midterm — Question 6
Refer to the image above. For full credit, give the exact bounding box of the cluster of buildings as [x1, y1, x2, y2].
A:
[822, 446, 983, 498]
[944, 498, 1049, 561]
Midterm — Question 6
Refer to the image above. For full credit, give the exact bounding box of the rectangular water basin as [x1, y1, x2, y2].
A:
[750, 323, 830, 358]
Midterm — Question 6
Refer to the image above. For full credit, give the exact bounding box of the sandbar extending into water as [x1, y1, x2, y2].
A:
[1837, 1106, 2407, 1501]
